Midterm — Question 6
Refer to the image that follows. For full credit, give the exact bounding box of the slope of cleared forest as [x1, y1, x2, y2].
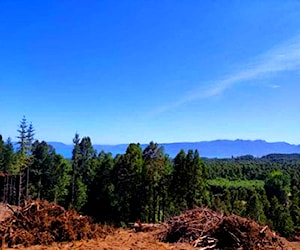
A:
[1, 201, 300, 250]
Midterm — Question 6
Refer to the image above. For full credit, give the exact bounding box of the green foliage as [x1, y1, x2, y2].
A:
[113, 143, 144, 223]
[265, 170, 290, 204]
[69, 134, 95, 210]
[142, 142, 167, 222]
[208, 178, 265, 190]
[29, 141, 71, 205]
[1, 119, 300, 238]
[52, 155, 72, 204]
[17, 116, 28, 154]
[269, 197, 294, 237]
[245, 191, 267, 224]
[290, 187, 300, 230]
[0, 137, 16, 173]
[86, 151, 115, 222]
[26, 122, 35, 154]
[170, 149, 187, 212]
[170, 149, 207, 214]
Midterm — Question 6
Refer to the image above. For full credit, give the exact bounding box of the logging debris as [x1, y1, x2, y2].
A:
[158, 207, 287, 250]
[0, 200, 114, 248]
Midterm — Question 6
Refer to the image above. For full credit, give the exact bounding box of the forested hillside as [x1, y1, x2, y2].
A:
[0, 117, 300, 238]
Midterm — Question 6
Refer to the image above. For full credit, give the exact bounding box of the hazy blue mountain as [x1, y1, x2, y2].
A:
[47, 142, 74, 158]
[47, 139, 300, 158]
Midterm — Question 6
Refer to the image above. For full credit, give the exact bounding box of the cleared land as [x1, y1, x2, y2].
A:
[1, 201, 300, 250]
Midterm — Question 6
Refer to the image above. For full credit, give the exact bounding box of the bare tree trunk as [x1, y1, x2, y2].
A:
[3, 175, 8, 203]
[18, 172, 22, 206]
[71, 170, 75, 208]
[162, 195, 165, 222]
[0, 176, 3, 202]
[38, 177, 41, 199]
[152, 188, 156, 223]
[26, 167, 29, 197]
[11, 175, 15, 205]
[8, 175, 12, 204]
[158, 192, 162, 222]
[54, 189, 57, 204]
[13, 175, 17, 205]
[10, 175, 16, 205]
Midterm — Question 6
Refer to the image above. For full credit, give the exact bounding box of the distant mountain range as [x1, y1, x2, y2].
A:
[47, 139, 300, 158]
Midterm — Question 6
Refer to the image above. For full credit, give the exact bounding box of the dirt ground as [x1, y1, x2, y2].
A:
[9, 229, 195, 250]
[286, 241, 300, 250]
[2, 229, 298, 250]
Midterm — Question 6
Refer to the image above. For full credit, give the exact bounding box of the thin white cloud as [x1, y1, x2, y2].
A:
[147, 34, 300, 117]
[268, 84, 281, 89]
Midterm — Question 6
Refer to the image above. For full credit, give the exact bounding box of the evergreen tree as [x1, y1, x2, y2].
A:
[70, 133, 80, 208]
[52, 155, 71, 205]
[113, 143, 143, 223]
[223, 188, 232, 214]
[2, 138, 15, 174]
[30, 141, 56, 199]
[189, 150, 208, 206]
[158, 154, 172, 221]
[269, 197, 294, 237]
[69, 134, 93, 210]
[17, 116, 28, 154]
[170, 149, 187, 213]
[142, 142, 165, 222]
[25, 122, 35, 196]
[16, 116, 31, 205]
[265, 170, 291, 205]
[86, 151, 115, 222]
[245, 191, 266, 224]
[26, 122, 35, 154]
[78, 136, 96, 187]
[170, 149, 207, 214]
[290, 187, 300, 230]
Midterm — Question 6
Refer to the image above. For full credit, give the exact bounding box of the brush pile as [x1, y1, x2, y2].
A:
[0, 203, 14, 222]
[159, 207, 286, 250]
[0, 200, 113, 247]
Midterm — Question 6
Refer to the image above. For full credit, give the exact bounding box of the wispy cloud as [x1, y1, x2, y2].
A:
[148, 34, 300, 117]
[268, 84, 281, 89]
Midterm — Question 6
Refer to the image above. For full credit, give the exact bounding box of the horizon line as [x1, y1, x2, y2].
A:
[40, 138, 300, 146]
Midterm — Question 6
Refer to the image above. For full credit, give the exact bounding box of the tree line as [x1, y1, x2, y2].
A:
[0, 117, 300, 237]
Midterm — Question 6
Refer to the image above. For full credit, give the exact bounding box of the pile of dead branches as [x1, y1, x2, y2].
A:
[0, 200, 113, 247]
[159, 207, 286, 250]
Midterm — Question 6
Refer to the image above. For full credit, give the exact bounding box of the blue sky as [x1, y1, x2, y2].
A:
[1, 0, 300, 145]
